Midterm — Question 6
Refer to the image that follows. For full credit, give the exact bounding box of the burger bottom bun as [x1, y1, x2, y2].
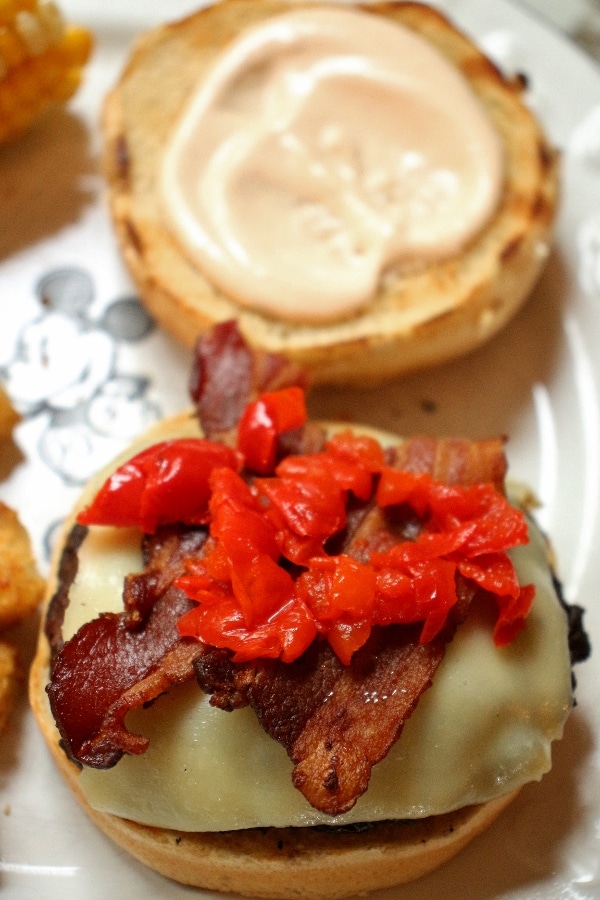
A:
[30, 640, 518, 899]
[29, 410, 523, 898]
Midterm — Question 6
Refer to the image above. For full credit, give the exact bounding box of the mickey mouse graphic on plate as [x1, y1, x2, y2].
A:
[1, 266, 162, 485]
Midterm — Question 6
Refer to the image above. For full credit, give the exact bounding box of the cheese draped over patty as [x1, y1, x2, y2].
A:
[61, 467, 573, 833]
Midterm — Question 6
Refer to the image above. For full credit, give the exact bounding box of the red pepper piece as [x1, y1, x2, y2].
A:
[425, 483, 530, 555]
[257, 468, 347, 556]
[272, 461, 346, 536]
[171, 422, 537, 664]
[377, 471, 530, 559]
[298, 555, 376, 624]
[493, 583, 535, 646]
[408, 560, 459, 644]
[209, 468, 281, 565]
[176, 465, 311, 648]
[376, 468, 434, 517]
[372, 553, 458, 643]
[204, 467, 292, 626]
[372, 568, 414, 624]
[276, 451, 373, 503]
[324, 430, 387, 500]
[177, 589, 317, 663]
[175, 571, 230, 608]
[325, 430, 387, 471]
[457, 552, 521, 599]
[327, 618, 372, 667]
[231, 555, 295, 629]
[275, 600, 319, 663]
[77, 439, 241, 533]
[237, 386, 307, 474]
[256, 436, 383, 559]
[294, 556, 376, 664]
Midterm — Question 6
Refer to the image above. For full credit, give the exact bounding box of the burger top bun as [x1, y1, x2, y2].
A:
[102, 0, 559, 386]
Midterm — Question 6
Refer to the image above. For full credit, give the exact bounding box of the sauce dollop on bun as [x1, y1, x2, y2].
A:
[160, 5, 504, 322]
[30, 323, 589, 899]
[102, 0, 559, 385]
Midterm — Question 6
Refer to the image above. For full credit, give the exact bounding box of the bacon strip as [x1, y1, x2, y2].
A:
[294, 631, 441, 814]
[46, 325, 312, 772]
[393, 435, 508, 491]
[194, 438, 503, 815]
[291, 585, 474, 814]
[47, 526, 207, 768]
[45, 523, 88, 660]
[189, 320, 255, 439]
[195, 591, 474, 816]
[190, 319, 308, 441]
[278, 434, 505, 812]
[282, 436, 506, 812]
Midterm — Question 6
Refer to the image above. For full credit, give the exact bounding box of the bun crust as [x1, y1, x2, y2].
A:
[30, 412, 520, 898]
[102, 0, 558, 387]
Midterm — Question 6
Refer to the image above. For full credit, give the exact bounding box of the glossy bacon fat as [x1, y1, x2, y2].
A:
[45, 321, 534, 815]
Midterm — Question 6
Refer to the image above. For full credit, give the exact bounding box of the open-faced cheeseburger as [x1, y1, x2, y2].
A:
[103, 0, 559, 386]
[30, 322, 589, 899]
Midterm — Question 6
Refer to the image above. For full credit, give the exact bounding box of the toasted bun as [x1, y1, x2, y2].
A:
[30, 412, 521, 898]
[102, 0, 558, 387]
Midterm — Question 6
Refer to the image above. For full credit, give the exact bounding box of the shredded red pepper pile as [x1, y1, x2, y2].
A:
[78, 386, 535, 666]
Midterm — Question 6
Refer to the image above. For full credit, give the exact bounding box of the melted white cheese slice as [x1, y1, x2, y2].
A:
[67, 488, 573, 832]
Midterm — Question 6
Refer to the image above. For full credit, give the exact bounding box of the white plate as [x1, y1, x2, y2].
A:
[1, 1, 599, 897]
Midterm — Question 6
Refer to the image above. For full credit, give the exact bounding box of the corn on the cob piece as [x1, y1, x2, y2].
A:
[0, 0, 92, 143]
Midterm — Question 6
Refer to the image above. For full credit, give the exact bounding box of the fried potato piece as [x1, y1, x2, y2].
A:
[0, 640, 22, 732]
[0, 386, 19, 442]
[0, 503, 44, 632]
[0, 395, 43, 732]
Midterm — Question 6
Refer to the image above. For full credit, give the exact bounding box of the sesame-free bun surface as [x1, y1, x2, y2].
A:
[29, 412, 520, 899]
[102, 0, 559, 387]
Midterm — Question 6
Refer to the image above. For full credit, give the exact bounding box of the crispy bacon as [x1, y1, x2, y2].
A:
[393, 435, 508, 492]
[46, 526, 207, 768]
[194, 624, 458, 816]
[189, 320, 254, 439]
[291, 600, 473, 815]
[194, 459, 482, 815]
[190, 320, 309, 441]
[45, 523, 88, 660]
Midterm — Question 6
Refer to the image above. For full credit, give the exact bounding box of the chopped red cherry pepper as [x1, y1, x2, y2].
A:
[256, 464, 347, 564]
[175, 450, 535, 663]
[79, 388, 536, 665]
[254, 430, 387, 564]
[372, 554, 460, 644]
[236, 386, 307, 474]
[176, 464, 317, 661]
[76, 439, 241, 533]
[493, 583, 535, 646]
[295, 556, 376, 665]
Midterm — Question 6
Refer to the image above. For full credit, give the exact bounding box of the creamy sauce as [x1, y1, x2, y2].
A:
[64, 425, 573, 831]
[160, 6, 504, 323]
